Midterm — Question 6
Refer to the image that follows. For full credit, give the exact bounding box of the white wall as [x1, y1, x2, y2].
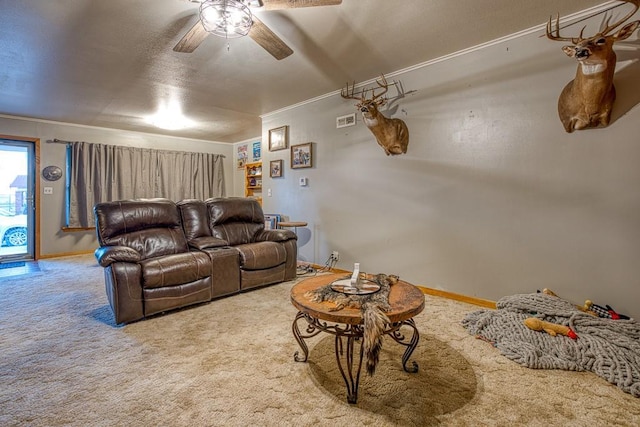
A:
[0, 116, 234, 256]
[257, 18, 640, 319]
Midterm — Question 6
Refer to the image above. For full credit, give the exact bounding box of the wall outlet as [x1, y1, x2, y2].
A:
[331, 251, 339, 261]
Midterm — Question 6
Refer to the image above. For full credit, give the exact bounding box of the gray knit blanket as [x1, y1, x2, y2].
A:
[462, 293, 640, 397]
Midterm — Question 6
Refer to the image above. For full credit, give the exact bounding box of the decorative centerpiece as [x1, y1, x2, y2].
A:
[330, 263, 380, 295]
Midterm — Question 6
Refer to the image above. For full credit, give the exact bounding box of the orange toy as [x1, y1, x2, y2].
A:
[524, 317, 578, 340]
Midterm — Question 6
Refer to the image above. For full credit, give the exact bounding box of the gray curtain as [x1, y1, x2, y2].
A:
[68, 141, 225, 228]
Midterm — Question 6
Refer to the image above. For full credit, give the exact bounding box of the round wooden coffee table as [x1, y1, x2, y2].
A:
[290, 273, 425, 403]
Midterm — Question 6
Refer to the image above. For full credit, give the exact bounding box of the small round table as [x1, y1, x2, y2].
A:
[278, 221, 307, 234]
[290, 273, 424, 403]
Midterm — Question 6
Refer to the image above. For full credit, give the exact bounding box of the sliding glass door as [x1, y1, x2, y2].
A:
[0, 139, 35, 262]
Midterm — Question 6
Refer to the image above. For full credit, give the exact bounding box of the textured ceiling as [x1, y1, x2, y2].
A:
[0, 0, 611, 142]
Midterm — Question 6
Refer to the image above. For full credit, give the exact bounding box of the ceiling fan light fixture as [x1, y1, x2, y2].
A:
[200, 0, 253, 39]
[146, 99, 195, 131]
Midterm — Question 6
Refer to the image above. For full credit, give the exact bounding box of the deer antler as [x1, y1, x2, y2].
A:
[341, 81, 362, 101]
[546, 13, 582, 43]
[341, 74, 392, 103]
[600, 0, 640, 35]
[369, 74, 390, 102]
[547, 0, 640, 42]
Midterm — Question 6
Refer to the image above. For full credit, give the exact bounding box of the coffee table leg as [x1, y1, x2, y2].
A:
[335, 334, 364, 404]
[292, 311, 322, 362]
[389, 318, 420, 373]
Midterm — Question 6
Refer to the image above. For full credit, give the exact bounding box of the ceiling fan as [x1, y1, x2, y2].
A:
[174, 0, 342, 60]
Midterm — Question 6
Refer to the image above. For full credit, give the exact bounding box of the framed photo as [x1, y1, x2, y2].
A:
[291, 143, 312, 169]
[268, 125, 288, 151]
[252, 141, 261, 161]
[237, 144, 248, 169]
[270, 159, 283, 178]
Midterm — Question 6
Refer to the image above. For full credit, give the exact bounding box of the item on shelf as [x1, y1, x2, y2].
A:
[244, 161, 263, 205]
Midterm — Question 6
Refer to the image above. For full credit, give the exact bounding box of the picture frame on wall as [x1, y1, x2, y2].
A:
[268, 125, 288, 151]
[252, 141, 261, 161]
[270, 159, 283, 178]
[237, 144, 248, 169]
[291, 143, 312, 169]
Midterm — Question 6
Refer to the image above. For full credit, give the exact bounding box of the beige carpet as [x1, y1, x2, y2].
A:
[1, 255, 638, 426]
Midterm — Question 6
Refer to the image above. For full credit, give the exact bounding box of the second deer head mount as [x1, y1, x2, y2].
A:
[546, 0, 640, 133]
[341, 74, 409, 156]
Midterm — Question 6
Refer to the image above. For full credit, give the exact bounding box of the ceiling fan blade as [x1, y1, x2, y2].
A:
[260, 0, 342, 10]
[173, 20, 209, 53]
[249, 16, 293, 60]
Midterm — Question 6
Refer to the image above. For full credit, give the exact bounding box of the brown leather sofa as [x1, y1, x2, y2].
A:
[94, 197, 297, 324]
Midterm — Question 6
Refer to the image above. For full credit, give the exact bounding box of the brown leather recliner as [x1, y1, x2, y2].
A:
[178, 197, 298, 290]
[95, 197, 298, 325]
[94, 198, 213, 324]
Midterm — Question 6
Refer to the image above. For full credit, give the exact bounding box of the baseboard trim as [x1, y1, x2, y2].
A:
[302, 262, 496, 309]
[417, 287, 496, 309]
[39, 250, 95, 259]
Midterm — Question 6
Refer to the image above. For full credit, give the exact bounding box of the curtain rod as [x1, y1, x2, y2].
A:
[49, 138, 78, 144]
[48, 138, 226, 158]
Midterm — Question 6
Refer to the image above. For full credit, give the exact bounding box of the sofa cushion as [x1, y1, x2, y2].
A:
[206, 198, 264, 245]
[95, 199, 189, 258]
[140, 252, 211, 289]
[177, 199, 211, 241]
[236, 241, 286, 270]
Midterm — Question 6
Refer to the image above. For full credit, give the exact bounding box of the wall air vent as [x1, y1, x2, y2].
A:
[336, 113, 356, 128]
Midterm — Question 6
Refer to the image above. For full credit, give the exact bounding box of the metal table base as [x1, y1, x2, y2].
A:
[292, 311, 420, 404]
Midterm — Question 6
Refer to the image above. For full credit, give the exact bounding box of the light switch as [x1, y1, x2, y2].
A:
[267, 188, 272, 197]
[299, 177, 308, 187]
[43, 187, 53, 194]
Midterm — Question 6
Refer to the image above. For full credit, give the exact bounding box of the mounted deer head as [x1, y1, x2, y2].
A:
[546, 0, 640, 132]
[341, 74, 409, 155]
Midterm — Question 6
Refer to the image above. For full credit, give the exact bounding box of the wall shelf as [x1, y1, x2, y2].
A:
[244, 161, 262, 206]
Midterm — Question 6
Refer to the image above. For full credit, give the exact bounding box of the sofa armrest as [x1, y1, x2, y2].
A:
[255, 229, 296, 242]
[189, 236, 229, 250]
[95, 246, 142, 267]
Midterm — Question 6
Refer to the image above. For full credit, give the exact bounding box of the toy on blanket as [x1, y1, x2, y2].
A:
[524, 317, 578, 340]
[582, 300, 630, 320]
[537, 288, 597, 316]
[539, 288, 630, 320]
